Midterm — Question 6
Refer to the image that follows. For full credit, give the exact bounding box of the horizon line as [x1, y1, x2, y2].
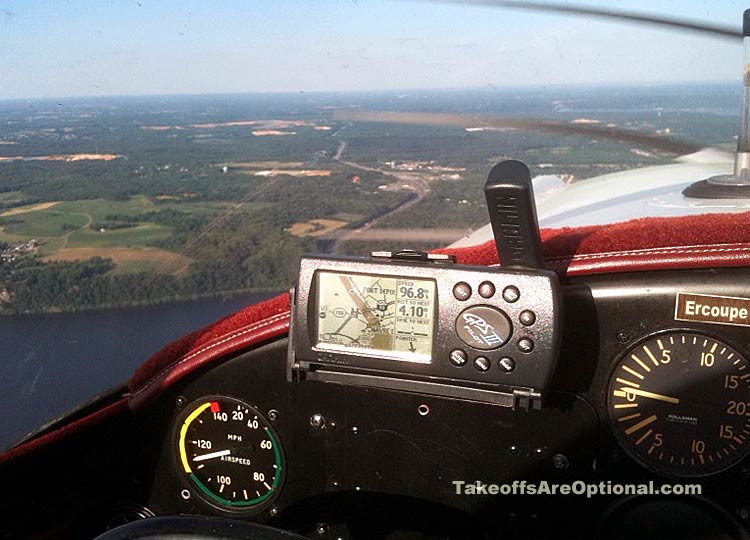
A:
[0, 79, 739, 103]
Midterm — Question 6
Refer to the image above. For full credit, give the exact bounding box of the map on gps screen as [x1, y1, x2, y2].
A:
[315, 271, 435, 362]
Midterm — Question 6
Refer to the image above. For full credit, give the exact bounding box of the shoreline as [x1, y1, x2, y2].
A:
[0, 286, 284, 318]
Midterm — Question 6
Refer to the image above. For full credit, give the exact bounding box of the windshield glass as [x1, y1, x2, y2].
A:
[0, 1, 742, 449]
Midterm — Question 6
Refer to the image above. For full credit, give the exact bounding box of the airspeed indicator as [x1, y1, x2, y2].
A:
[175, 396, 284, 511]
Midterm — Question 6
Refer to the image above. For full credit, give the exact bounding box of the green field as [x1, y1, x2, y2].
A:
[0, 195, 205, 272]
[3, 211, 90, 237]
[67, 223, 173, 247]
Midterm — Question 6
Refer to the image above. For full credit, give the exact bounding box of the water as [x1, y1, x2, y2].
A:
[0, 291, 280, 451]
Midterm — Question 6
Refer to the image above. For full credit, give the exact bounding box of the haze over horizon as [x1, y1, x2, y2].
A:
[0, 1, 744, 99]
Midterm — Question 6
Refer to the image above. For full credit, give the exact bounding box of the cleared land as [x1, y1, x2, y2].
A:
[43, 247, 193, 275]
[219, 161, 305, 169]
[67, 224, 172, 248]
[288, 218, 348, 237]
[1, 202, 61, 217]
[246, 169, 332, 177]
[0, 154, 121, 162]
[0, 195, 204, 273]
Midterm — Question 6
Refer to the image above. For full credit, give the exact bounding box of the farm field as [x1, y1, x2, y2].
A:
[0, 85, 736, 313]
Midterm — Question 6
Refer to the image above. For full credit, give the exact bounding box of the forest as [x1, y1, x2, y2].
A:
[0, 86, 732, 314]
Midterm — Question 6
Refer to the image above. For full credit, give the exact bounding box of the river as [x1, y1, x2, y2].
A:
[0, 291, 280, 451]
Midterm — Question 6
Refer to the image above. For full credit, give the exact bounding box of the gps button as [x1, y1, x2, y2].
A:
[455, 305, 512, 350]
[449, 349, 468, 367]
[452, 282, 472, 301]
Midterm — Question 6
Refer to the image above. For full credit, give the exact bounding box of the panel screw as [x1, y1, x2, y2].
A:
[616, 330, 630, 343]
[351, 426, 359, 435]
[316, 523, 329, 535]
[176, 396, 186, 409]
[310, 413, 326, 429]
[269, 505, 279, 517]
[534, 447, 545, 457]
[508, 445, 519, 455]
[553, 454, 570, 469]
[331, 480, 340, 489]
[268, 409, 279, 422]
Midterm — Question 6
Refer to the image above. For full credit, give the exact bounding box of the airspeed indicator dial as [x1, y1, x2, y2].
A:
[607, 331, 750, 477]
[176, 397, 284, 511]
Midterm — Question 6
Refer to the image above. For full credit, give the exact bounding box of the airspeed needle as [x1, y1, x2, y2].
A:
[193, 449, 231, 462]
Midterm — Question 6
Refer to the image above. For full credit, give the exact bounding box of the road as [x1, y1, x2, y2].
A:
[330, 141, 438, 253]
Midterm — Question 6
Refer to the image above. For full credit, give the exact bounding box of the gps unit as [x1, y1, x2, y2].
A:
[287, 160, 562, 410]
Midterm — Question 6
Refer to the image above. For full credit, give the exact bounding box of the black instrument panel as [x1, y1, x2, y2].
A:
[142, 267, 750, 538]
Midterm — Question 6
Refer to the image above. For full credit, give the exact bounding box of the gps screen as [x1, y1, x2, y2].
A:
[315, 271, 435, 362]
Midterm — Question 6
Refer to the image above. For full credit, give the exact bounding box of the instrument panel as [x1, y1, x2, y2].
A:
[142, 267, 750, 537]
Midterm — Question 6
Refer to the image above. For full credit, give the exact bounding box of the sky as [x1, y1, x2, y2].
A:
[0, 0, 746, 99]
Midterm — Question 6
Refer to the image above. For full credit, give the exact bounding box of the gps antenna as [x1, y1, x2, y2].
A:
[484, 160, 545, 269]
[684, 9, 750, 198]
[736, 9, 750, 178]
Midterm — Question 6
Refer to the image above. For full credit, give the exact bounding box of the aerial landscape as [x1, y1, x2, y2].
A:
[0, 84, 739, 315]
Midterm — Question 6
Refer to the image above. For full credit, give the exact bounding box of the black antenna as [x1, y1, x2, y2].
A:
[684, 8, 750, 198]
[484, 160, 545, 269]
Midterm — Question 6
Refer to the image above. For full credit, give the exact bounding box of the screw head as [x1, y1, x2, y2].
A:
[616, 330, 630, 343]
[310, 413, 327, 429]
[269, 505, 280, 517]
[268, 409, 279, 422]
[553, 453, 570, 469]
[176, 396, 186, 409]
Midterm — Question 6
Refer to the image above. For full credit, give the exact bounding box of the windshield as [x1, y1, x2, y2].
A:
[0, 1, 742, 449]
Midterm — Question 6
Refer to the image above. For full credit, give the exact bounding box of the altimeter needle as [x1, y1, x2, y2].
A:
[193, 449, 231, 462]
[620, 387, 680, 404]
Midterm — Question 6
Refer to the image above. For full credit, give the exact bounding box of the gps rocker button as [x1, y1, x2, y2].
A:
[456, 305, 512, 350]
